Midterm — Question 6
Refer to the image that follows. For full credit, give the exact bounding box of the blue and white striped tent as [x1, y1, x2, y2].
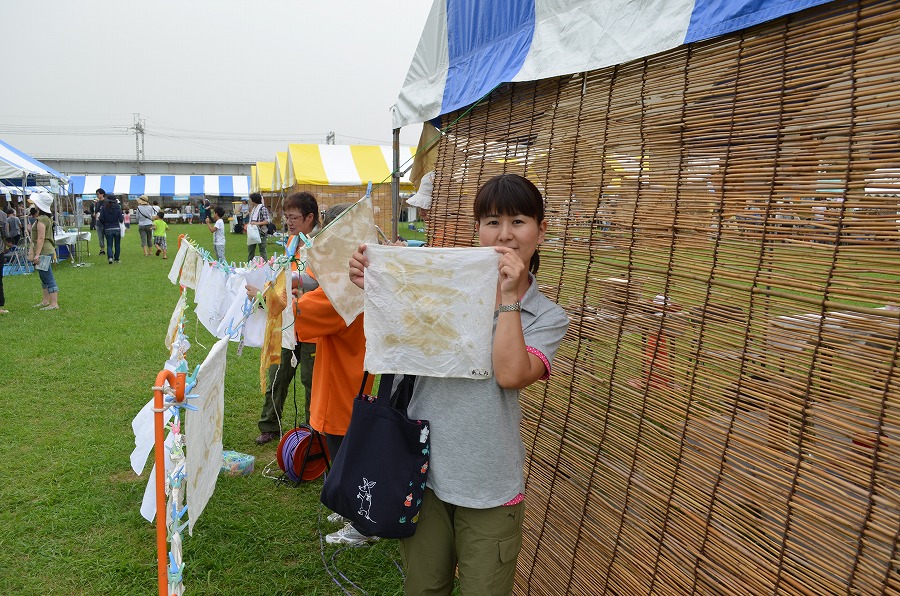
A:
[392, 0, 834, 128]
[68, 175, 251, 197]
[0, 139, 67, 183]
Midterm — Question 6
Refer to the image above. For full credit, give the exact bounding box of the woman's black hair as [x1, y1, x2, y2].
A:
[284, 191, 320, 228]
[473, 174, 545, 275]
[249, 192, 263, 204]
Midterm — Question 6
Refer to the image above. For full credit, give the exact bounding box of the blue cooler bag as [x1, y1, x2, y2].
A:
[321, 373, 429, 539]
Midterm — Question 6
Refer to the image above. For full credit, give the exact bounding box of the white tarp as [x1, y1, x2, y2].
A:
[392, 0, 834, 128]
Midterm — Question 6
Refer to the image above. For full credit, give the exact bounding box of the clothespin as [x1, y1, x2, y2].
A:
[172, 501, 189, 523]
[241, 297, 254, 318]
[165, 391, 199, 411]
[366, 180, 372, 197]
[286, 235, 300, 255]
[167, 552, 185, 585]
[224, 316, 243, 339]
[298, 232, 312, 248]
[172, 515, 190, 536]
[169, 466, 187, 490]
[185, 364, 202, 391]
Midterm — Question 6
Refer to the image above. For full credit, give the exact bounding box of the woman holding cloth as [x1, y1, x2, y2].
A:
[349, 174, 569, 594]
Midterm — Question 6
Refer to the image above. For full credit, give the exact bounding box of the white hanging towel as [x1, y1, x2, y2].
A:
[166, 292, 188, 351]
[363, 245, 499, 379]
[215, 266, 269, 346]
[179, 246, 202, 289]
[167, 240, 190, 285]
[140, 432, 175, 522]
[194, 264, 232, 336]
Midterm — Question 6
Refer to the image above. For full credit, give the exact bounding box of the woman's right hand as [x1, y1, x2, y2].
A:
[349, 243, 369, 289]
[245, 284, 259, 300]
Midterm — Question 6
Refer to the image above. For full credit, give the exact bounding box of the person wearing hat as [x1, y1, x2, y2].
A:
[27, 192, 60, 310]
[135, 196, 157, 257]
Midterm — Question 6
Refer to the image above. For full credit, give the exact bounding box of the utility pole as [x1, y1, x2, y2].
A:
[325, 131, 335, 145]
[133, 113, 146, 174]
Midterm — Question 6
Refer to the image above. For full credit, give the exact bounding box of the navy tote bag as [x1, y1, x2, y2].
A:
[321, 373, 429, 539]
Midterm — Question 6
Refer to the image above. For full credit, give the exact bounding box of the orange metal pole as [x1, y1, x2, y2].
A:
[153, 369, 186, 596]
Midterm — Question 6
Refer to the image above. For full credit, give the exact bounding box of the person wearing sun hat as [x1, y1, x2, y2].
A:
[135, 195, 156, 257]
[27, 192, 60, 310]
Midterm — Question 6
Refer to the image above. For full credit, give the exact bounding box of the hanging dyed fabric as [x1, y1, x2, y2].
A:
[166, 292, 188, 351]
[363, 245, 499, 379]
[185, 337, 228, 534]
[179, 247, 202, 289]
[307, 195, 378, 327]
[258, 269, 288, 391]
[194, 264, 231, 336]
[167, 240, 190, 285]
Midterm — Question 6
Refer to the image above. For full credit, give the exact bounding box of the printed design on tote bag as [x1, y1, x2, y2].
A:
[357, 478, 377, 522]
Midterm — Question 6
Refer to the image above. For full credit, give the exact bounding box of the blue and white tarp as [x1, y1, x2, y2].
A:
[0, 185, 56, 196]
[68, 175, 251, 197]
[0, 139, 67, 182]
[392, 0, 833, 128]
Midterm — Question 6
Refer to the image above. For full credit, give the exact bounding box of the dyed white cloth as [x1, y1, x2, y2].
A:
[167, 241, 190, 285]
[281, 274, 296, 350]
[166, 292, 188, 351]
[307, 195, 379, 327]
[215, 266, 268, 346]
[185, 337, 228, 534]
[179, 247, 203, 289]
[194, 264, 232, 336]
[363, 245, 499, 378]
[140, 431, 175, 522]
[130, 397, 174, 475]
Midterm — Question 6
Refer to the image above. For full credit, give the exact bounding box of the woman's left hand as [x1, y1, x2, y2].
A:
[494, 246, 527, 297]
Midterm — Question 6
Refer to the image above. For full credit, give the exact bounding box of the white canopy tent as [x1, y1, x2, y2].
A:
[0, 139, 69, 217]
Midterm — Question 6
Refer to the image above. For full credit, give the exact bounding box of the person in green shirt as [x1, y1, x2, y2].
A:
[27, 192, 60, 310]
[152, 212, 169, 259]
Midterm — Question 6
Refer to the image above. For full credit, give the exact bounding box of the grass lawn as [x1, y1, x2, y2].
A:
[0, 224, 405, 595]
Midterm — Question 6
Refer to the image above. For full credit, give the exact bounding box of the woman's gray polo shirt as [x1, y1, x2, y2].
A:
[407, 276, 569, 509]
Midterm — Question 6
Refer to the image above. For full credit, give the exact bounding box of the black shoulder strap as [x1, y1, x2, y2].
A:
[357, 372, 417, 410]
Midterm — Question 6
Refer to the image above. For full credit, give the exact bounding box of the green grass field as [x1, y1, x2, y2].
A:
[0, 224, 406, 595]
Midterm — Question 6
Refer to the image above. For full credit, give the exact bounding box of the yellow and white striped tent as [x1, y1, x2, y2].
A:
[285, 144, 416, 189]
[273, 151, 289, 192]
[282, 144, 417, 232]
[252, 161, 276, 193]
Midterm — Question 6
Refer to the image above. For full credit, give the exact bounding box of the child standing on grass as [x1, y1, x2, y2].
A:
[153, 212, 169, 259]
[350, 174, 569, 594]
[205, 206, 226, 261]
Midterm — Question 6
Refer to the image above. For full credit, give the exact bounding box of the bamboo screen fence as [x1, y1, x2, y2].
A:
[427, 0, 899, 593]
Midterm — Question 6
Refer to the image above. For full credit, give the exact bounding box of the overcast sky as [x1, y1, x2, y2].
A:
[1, 0, 432, 162]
